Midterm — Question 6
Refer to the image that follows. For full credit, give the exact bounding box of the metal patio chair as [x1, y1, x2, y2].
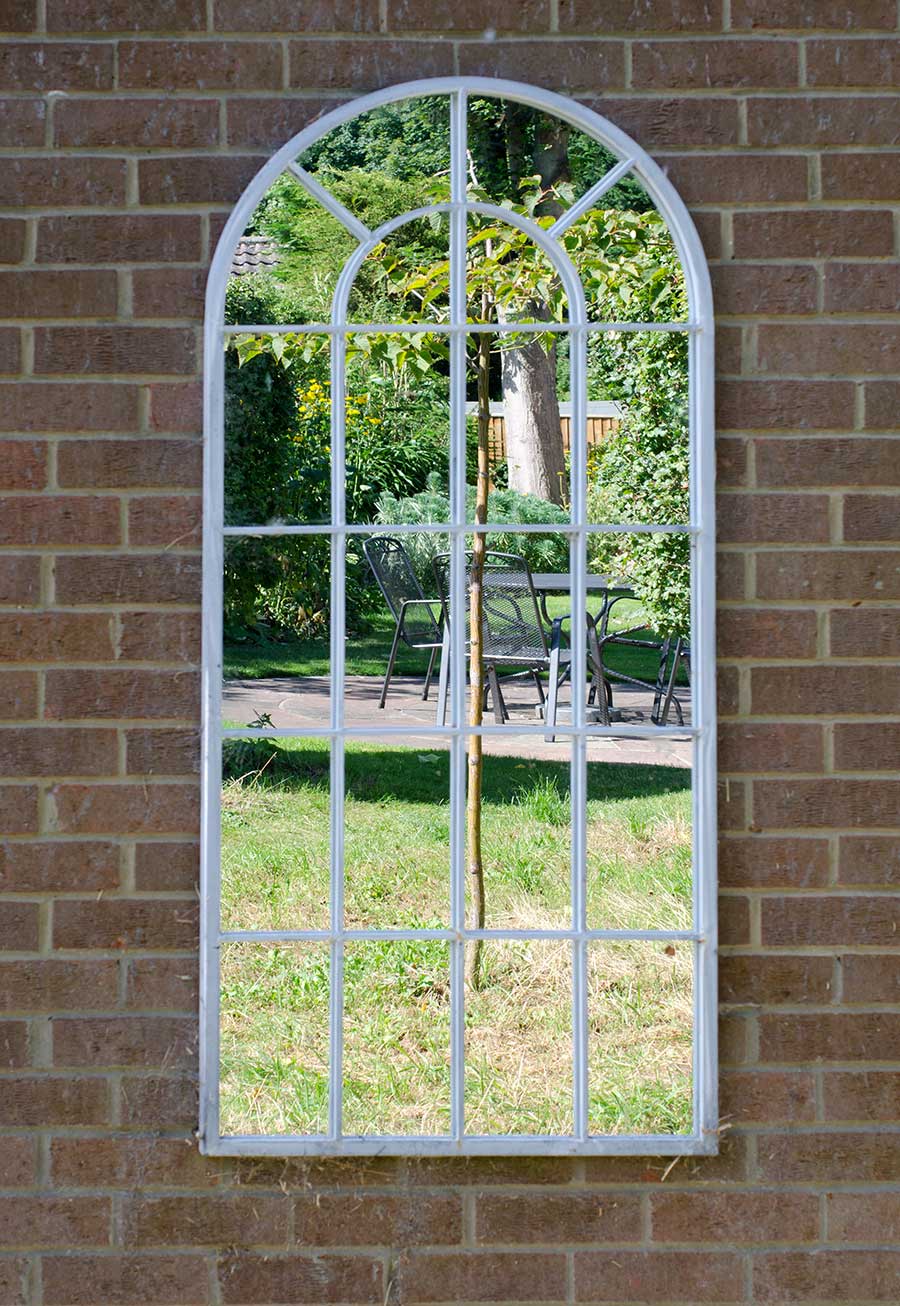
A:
[362, 535, 444, 709]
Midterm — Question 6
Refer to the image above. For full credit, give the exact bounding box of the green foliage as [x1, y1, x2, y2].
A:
[299, 96, 450, 183]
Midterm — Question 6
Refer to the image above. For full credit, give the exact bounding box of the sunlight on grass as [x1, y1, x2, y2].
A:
[218, 735, 694, 1137]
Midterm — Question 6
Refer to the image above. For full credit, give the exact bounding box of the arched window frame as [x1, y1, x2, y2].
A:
[201, 77, 717, 1156]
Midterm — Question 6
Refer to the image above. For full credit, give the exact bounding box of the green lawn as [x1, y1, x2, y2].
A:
[219, 736, 693, 1139]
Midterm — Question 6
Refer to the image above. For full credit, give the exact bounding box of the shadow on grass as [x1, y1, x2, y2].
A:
[222, 737, 690, 807]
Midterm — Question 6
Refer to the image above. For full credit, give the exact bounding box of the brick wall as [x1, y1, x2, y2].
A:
[1, 1, 899, 1302]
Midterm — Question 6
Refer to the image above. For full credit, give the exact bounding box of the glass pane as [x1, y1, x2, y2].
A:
[585, 740, 693, 932]
[342, 940, 451, 1136]
[466, 738, 571, 931]
[467, 215, 568, 325]
[225, 329, 331, 528]
[347, 216, 449, 323]
[222, 535, 331, 731]
[588, 940, 693, 1136]
[465, 939, 573, 1136]
[344, 741, 450, 930]
[466, 332, 572, 525]
[297, 94, 451, 223]
[221, 737, 330, 933]
[220, 942, 330, 1136]
[344, 332, 450, 525]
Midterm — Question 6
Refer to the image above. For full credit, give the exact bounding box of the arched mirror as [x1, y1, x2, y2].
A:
[202, 78, 716, 1155]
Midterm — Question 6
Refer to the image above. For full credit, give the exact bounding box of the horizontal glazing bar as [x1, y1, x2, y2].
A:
[219, 928, 701, 943]
[221, 724, 699, 740]
[222, 522, 696, 537]
[207, 1132, 709, 1157]
[221, 320, 697, 336]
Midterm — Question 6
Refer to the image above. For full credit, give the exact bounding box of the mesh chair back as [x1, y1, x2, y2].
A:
[433, 550, 549, 663]
[364, 535, 441, 645]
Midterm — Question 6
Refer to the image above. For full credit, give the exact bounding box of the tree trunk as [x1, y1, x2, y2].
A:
[501, 322, 567, 506]
[465, 329, 491, 991]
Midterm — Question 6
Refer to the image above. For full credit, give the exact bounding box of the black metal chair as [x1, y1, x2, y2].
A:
[432, 550, 572, 736]
[586, 587, 690, 726]
[362, 535, 444, 709]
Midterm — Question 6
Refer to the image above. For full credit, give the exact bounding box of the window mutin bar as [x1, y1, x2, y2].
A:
[220, 928, 701, 944]
[222, 522, 697, 536]
[221, 320, 698, 335]
[221, 723, 700, 739]
[210, 1133, 713, 1157]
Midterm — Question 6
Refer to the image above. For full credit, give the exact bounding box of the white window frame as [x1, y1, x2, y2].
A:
[200, 77, 717, 1157]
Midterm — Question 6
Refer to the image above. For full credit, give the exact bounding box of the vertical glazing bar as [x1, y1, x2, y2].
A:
[328, 327, 348, 1140]
[448, 88, 468, 1142]
[568, 321, 589, 1139]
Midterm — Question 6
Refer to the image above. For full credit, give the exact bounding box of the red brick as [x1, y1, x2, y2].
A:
[824, 1073, 900, 1122]
[754, 1251, 900, 1302]
[0, 960, 118, 1010]
[733, 208, 894, 258]
[390, 0, 546, 28]
[807, 37, 900, 87]
[719, 722, 824, 773]
[54, 898, 198, 950]
[0, 496, 120, 546]
[125, 727, 199, 775]
[0, 1137, 36, 1187]
[46, 667, 198, 718]
[711, 263, 817, 317]
[0, 1022, 27, 1068]
[0, 1197, 110, 1248]
[757, 437, 900, 487]
[0, 557, 39, 607]
[0, 42, 114, 90]
[55, 97, 218, 148]
[718, 837, 830, 889]
[720, 1070, 816, 1124]
[0, 902, 39, 951]
[118, 612, 201, 663]
[37, 215, 202, 264]
[51, 1135, 220, 1188]
[220, 1253, 383, 1303]
[462, 39, 627, 89]
[0, 0, 36, 29]
[717, 664, 738, 715]
[835, 722, 900, 771]
[35, 327, 196, 376]
[633, 38, 797, 88]
[842, 954, 900, 1004]
[149, 381, 203, 433]
[0, 786, 38, 835]
[720, 893, 751, 945]
[47, 0, 205, 29]
[226, 97, 342, 153]
[716, 552, 746, 600]
[0, 158, 125, 208]
[58, 438, 201, 488]
[139, 154, 267, 206]
[128, 496, 201, 548]
[720, 955, 833, 1006]
[0, 440, 45, 490]
[0, 1076, 108, 1127]
[651, 1191, 817, 1243]
[822, 152, 900, 201]
[475, 1193, 640, 1245]
[0, 841, 118, 893]
[0, 219, 26, 266]
[0, 614, 115, 663]
[719, 494, 830, 544]
[0, 270, 118, 319]
[716, 380, 855, 431]
[119, 39, 282, 90]
[53, 555, 202, 605]
[753, 664, 900, 716]
[866, 382, 900, 429]
[0, 328, 19, 374]
[134, 840, 199, 891]
[289, 1193, 461, 1246]
[760, 1012, 900, 1062]
[0, 99, 45, 146]
[562, 0, 717, 28]
[124, 1194, 288, 1246]
[755, 778, 900, 829]
[838, 834, 900, 885]
[747, 95, 900, 145]
[717, 438, 749, 487]
[825, 262, 900, 314]
[828, 1192, 900, 1241]
[124, 957, 198, 1009]
[132, 268, 208, 319]
[574, 1250, 743, 1301]
[718, 777, 747, 831]
[397, 1251, 565, 1304]
[50, 782, 199, 835]
[734, 0, 896, 26]
[119, 1073, 198, 1127]
[659, 152, 808, 204]
[0, 383, 139, 432]
[598, 97, 742, 149]
[0, 672, 38, 720]
[53, 1015, 197, 1068]
[756, 550, 900, 601]
[42, 1255, 209, 1305]
[0, 727, 117, 777]
[218, 0, 378, 28]
[843, 493, 898, 541]
[718, 608, 818, 659]
[759, 323, 900, 377]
